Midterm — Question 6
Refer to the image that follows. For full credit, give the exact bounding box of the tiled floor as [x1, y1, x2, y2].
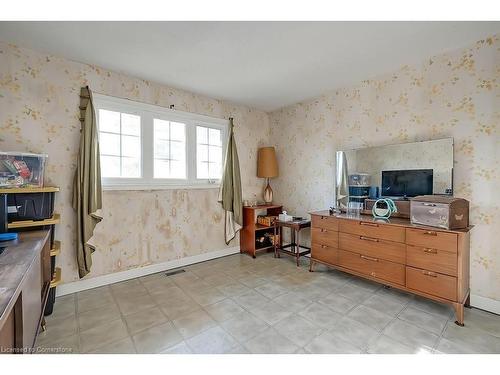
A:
[35, 252, 500, 354]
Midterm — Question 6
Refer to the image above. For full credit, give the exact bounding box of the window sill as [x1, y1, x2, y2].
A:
[102, 184, 220, 191]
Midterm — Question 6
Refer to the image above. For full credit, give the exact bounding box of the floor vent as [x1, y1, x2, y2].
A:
[164, 269, 186, 277]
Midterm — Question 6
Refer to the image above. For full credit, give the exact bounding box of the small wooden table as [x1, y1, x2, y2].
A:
[273, 219, 311, 266]
[240, 204, 283, 258]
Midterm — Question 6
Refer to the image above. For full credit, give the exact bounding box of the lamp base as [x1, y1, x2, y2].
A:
[264, 179, 273, 204]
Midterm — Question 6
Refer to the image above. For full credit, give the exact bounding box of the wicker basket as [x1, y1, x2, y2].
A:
[265, 232, 280, 246]
[257, 215, 277, 227]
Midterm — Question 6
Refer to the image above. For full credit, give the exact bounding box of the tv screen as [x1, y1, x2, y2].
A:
[381, 169, 433, 198]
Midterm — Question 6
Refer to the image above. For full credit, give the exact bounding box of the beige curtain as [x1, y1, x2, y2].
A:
[218, 118, 242, 244]
[72, 87, 103, 278]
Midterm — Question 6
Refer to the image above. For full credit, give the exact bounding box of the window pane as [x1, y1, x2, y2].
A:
[122, 157, 140, 177]
[99, 109, 142, 179]
[209, 145, 222, 164]
[209, 162, 222, 179]
[197, 144, 208, 162]
[99, 109, 120, 133]
[121, 113, 141, 136]
[170, 160, 186, 179]
[209, 128, 222, 146]
[196, 126, 208, 144]
[154, 119, 170, 139]
[101, 155, 120, 177]
[122, 135, 141, 158]
[99, 132, 120, 156]
[155, 139, 169, 158]
[197, 161, 209, 179]
[153, 119, 186, 179]
[170, 141, 185, 161]
[196, 125, 224, 180]
[154, 159, 170, 178]
[170, 122, 185, 142]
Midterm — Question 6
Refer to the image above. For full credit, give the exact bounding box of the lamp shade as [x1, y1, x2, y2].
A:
[257, 147, 279, 178]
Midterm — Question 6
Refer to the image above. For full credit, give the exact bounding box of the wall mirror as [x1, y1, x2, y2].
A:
[335, 138, 454, 208]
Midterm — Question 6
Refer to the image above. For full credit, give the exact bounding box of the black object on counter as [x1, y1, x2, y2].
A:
[44, 288, 56, 316]
[0, 194, 7, 233]
[7, 192, 54, 222]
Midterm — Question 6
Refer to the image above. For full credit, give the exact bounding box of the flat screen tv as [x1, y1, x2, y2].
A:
[381, 169, 433, 198]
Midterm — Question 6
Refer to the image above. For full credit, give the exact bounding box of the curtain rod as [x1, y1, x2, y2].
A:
[79, 89, 233, 123]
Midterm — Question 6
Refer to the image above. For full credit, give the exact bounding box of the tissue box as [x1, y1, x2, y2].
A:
[278, 213, 293, 222]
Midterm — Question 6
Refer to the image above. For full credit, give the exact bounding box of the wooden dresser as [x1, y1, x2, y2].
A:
[310, 211, 471, 326]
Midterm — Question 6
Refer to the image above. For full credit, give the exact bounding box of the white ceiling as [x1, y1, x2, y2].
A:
[0, 22, 499, 111]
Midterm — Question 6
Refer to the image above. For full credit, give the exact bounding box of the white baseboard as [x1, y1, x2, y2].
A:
[56, 246, 240, 297]
[471, 294, 500, 315]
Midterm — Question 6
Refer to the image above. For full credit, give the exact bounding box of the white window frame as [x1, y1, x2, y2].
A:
[93, 93, 228, 190]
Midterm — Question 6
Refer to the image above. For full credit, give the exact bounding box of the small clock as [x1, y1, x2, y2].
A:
[372, 198, 397, 219]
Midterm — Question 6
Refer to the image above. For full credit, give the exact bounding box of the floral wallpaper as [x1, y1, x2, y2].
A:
[269, 35, 500, 302]
[0, 41, 270, 283]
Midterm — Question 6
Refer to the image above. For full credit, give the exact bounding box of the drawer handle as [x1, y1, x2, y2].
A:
[321, 216, 327, 219]
[423, 230, 437, 236]
[360, 255, 379, 262]
[360, 236, 379, 242]
[360, 222, 379, 227]
[422, 203, 437, 207]
[321, 245, 327, 249]
[422, 270, 438, 277]
[423, 248, 437, 254]
[321, 228, 327, 233]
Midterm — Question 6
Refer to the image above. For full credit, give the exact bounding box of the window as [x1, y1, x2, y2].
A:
[154, 119, 186, 179]
[196, 126, 222, 179]
[94, 93, 227, 189]
[98, 110, 141, 178]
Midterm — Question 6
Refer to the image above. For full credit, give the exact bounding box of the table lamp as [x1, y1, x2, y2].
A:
[257, 147, 279, 204]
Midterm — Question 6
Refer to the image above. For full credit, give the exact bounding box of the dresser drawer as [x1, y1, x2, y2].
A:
[338, 249, 405, 285]
[339, 219, 405, 242]
[312, 227, 339, 248]
[406, 245, 457, 276]
[406, 266, 457, 301]
[312, 214, 339, 231]
[406, 228, 457, 252]
[339, 232, 406, 264]
[311, 243, 338, 265]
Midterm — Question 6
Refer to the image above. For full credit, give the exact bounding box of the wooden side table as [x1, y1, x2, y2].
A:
[273, 219, 311, 266]
[240, 204, 283, 258]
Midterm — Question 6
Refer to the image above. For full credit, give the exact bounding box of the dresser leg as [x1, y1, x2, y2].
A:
[309, 259, 315, 272]
[454, 302, 465, 326]
[464, 294, 471, 308]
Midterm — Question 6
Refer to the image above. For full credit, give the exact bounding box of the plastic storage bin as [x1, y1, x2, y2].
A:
[410, 195, 469, 230]
[348, 173, 371, 187]
[0, 152, 47, 188]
